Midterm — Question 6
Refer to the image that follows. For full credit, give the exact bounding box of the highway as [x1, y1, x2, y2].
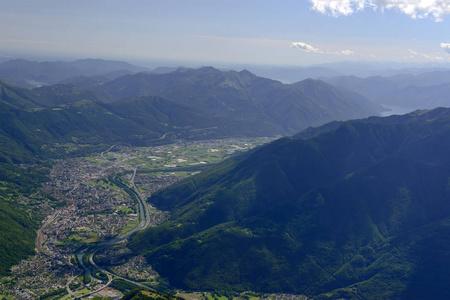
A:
[73, 167, 153, 298]
[35, 212, 60, 258]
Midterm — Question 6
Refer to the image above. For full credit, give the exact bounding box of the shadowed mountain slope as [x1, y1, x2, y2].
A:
[129, 108, 450, 299]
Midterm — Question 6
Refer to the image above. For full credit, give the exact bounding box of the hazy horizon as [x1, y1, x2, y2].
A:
[3, 1, 450, 67]
[3, 50, 450, 73]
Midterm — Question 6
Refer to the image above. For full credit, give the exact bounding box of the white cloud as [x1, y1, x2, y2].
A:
[291, 42, 358, 56]
[441, 43, 450, 53]
[310, 0, 364, 16]
[309, 0, 450, 21]
[407, 49, 419, 56]
[407, 48, 443, 60]
[291, 42, 323, 53]
[341, 49, 354, 55]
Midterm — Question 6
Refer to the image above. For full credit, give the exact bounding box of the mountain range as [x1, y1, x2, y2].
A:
[93, 67, 382, 134]
[207, 61, 450, 83]
[322, 70, 450, 111]
[129, 108, 450, 299]
[0, 58, 149, 88]
[0, 66, 383, 276]
[0, 67, 382, 163]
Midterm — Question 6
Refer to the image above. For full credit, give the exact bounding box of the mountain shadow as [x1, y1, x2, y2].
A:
[129, 108, 450, 299]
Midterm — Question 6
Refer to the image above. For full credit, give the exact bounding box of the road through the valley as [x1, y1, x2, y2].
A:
[74, 167, 153, 298]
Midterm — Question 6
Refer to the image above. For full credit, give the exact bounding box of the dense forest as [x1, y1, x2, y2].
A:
[130, 108, 450, 299]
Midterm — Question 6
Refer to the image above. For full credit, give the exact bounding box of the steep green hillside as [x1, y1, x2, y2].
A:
[0, 79, 41, 109]
[109, 96, 213, 132]
[0, 99, 154, 162]
[0, 163, 49, 275]
[0, 199, 37, 275]
[32, 83, 109, 106]
[130, 108, 450, 299]
[0, 89, 217, 163]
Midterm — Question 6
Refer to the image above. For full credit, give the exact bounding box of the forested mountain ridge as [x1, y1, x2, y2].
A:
[0, 162, 49, 275]
[129, 107, 450, 299]
[0, 77, 220, 163]
[0, 198, 38, 275]
[95, 67, 382, 134]
[0, 67, 383, 163]
[0, 95, 215, 164]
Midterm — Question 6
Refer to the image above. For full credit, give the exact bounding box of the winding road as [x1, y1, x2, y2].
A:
[35, 212, 60, 258]
[146, 126, 218, 142]
[73, 167, 153, 298]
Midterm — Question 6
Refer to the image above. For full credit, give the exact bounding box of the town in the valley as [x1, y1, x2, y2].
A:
[0, 138, 302, 300]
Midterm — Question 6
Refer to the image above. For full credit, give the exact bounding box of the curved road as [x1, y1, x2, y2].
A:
[74, 167, 153, 298]
[100, 144, 116, 158]
[35, 212, 60, 258]
[97, 168, 151, 247]
[89, 247, 153, 291]
[146, 126, 218, 142]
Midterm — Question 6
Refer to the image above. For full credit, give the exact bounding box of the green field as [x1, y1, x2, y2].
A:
[99, 138, 271, 174]
[121, 220, 140, 234]
[83, 178, 120, 190]
[115, 205, 133, 214]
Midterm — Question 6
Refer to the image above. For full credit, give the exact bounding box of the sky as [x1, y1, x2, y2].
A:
[2, 0, 450, 66]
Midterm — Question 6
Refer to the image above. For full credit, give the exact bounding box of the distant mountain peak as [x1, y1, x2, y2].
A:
[238, 69, 256, 77]
[198, 66, 221, 73]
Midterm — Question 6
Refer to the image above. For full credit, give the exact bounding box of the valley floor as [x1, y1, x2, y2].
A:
[0, 138, 301, 300]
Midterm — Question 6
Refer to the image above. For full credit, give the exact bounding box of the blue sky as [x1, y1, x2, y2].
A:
[2, 0, 450, 66]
